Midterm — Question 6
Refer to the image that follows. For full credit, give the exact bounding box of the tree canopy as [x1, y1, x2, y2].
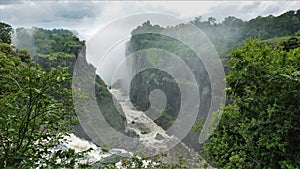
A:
[0, 22, 13, 44]
[203, 39, 300, 169]
[14, 27, 85, 58]
[0, 41, 85, 168]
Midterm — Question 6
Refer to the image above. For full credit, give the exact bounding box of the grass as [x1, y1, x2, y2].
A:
[36, 52, 75, 59]
[261, 36, 300, 44]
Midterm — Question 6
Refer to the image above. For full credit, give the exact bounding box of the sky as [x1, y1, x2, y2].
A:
[1, 1, 299, 40]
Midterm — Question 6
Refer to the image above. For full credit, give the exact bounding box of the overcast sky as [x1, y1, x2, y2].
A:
[1, 1, 299, 40]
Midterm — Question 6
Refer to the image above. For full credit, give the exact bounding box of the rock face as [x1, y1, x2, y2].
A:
[15, 28, 128, 140]
[70, 46, 128, 145]
[125, 33, 212, 152]
[33, 45, 127, 142]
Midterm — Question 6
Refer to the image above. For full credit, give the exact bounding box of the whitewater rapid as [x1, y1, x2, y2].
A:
[110, 89, 171, 146]
[110, 88, 213, 168]
[53, 88, 213, 168]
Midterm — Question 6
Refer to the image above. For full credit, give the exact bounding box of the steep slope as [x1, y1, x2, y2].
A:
[13, 27, 127, 141]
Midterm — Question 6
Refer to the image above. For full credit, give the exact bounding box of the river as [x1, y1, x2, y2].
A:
[55, 88, 213, 168]
[110, 88, 213, 168]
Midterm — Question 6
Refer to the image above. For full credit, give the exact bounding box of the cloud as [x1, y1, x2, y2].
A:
[203, 1, 300, 22]
[1, 1, 101, 26]
[54, 4, 96, 20]
[1, 1, 299, 39]
[0, 0, 24, 5]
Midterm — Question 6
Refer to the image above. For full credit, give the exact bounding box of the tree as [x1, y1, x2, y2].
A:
[0, 22, 13, 44]
[222, 16, 244, 27]
[208, 17, 217, 26]
[17, 48, 31, 63]
[203, 40, 300, 168]
[14, 27, 85, 57]
[0, 42, 83, 168]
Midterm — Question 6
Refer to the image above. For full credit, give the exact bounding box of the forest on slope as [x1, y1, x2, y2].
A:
[13, 26, 127, 134]
[0, 9, 300, 168]
[0, 22, 127, 168]
[127, 9, 300, 168]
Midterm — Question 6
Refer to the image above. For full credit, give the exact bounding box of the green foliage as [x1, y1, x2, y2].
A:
[191, 16, 244, 55]
[295, 29, 300, 36]
[128, 10, 300, 132]
[0, 42, 16, 57]
[192, 118, 204, 132]
[262, 36, 300, 44]
[0, 42, 84, 168]
[1, 8, 299, 167]
[282, 37, 300, 51]
[129, 22, 210, 128]
[189, 9, 300, 57]
[15, 27, 85, 57]
[203, 40, 300, 168]
[0, 23, 126, 168]
[0, 22, 13, 44]
[242, 10, 300, 40]
[101, 143, 112, 153]
[14, 25, 126, 139]
[17, 49, 31, 63]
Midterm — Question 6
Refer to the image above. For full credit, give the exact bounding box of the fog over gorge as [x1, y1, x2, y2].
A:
[2, 1, 299, 39]
[1, 1, 300, 168]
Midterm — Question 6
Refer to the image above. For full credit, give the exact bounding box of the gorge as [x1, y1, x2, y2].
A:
[2, 9, 300, 168]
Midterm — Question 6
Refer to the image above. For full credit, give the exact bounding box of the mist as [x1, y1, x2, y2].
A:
[12, 28, 36, 55]
[96, 40, 130, 88]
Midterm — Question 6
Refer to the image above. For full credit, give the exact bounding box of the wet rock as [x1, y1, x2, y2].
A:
[141, 131, 148, 135]
[55, 143, 69, 151]
[97, 154, 125, 166]
[155, 133, 165, 140]
[135, 123, 151, 134]
[126, 128, 139, 138]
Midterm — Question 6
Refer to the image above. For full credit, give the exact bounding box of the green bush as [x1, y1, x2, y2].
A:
[203, 40, 300, 168]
